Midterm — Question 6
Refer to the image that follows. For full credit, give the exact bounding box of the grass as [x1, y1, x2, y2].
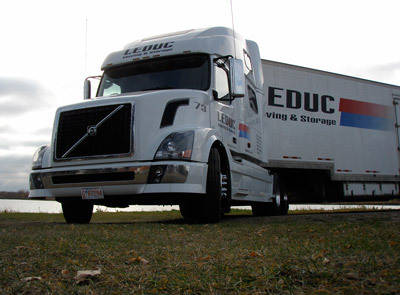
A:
[0, 209, 400, 294]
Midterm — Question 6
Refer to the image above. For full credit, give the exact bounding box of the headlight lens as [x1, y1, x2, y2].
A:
[32, 145, 49, 170]
[154, 131, 194, 160]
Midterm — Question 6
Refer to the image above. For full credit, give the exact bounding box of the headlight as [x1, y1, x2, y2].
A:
[154, 131, 194, 160]
[32, 145, 49, 170]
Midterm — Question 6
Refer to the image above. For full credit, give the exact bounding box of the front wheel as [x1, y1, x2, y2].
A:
[179, 148, 223, 223]
[61, 200, 93, 224]
[204, 147, 223, 222]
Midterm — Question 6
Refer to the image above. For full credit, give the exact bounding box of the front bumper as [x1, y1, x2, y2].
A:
[29, 161, 207, 200]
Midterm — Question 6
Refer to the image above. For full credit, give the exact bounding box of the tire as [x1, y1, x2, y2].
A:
[61, 200, 93, 224]
[179, 201, 200, 222]
[273, 192, 289, 215]
[180, 148, 223, 223]
[251, 202, 273, 216]
[204, 147, 223, 222]
[272, 178, 289, 215]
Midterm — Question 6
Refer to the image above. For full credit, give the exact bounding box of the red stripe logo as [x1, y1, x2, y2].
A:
[339, 98, 391, 119]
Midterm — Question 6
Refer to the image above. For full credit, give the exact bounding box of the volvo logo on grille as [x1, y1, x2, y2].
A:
[60, 104, 125, 158]
[87, 126, 97, 136]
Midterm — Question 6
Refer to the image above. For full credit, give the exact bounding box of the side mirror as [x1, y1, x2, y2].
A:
[83, 75, 102, 100]
[229, 59, 245, 98]
[83, 78, 91, 100]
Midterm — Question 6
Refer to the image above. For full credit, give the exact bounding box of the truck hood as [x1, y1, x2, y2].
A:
[49, 89, 210, 168]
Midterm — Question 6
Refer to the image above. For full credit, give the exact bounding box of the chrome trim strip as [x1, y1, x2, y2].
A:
[42, 166, 150, 188]
[35, 164, 189, 189]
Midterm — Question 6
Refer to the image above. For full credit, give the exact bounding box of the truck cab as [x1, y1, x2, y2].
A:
[29, 27, 279, 223]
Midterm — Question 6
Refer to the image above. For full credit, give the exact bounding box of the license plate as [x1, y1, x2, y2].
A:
[81, 188, 104, 200]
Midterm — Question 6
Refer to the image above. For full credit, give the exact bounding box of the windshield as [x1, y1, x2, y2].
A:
[97, 54, 210, 97]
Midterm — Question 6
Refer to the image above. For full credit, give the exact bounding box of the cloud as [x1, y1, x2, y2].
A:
[0, 155, 31, 191]
[0, 77, 48, 98]
[365, 61, 400, 83]
[0, 77, 51, 116]
[0, 137, 49, 150]
[0, 125, 10, 133]
[33, 127, 53, 137]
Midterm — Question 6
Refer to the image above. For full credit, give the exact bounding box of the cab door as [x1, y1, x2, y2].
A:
[210, 58, 240, 156]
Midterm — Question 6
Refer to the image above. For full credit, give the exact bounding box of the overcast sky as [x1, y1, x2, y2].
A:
[0, 0, 399, 191]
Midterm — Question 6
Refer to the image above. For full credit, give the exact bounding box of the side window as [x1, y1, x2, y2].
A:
[248, 86, 258, 114]
[101, 79, 122, 96]
[214, 65, 230, 100]
[243, 50, 254, 79]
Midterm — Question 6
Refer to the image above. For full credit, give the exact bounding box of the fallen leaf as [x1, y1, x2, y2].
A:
[197, 255, 211, 262]
[128, 256, 149, 265]
[22, 276, 42, 282]
[249, 251, 262, 258]
[74, 269, 101, 284]
[139, 257, 149, 265]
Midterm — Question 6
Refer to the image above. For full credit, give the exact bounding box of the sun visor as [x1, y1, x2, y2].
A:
[101, 34, 238, 70]
[101, 40, 178, 70]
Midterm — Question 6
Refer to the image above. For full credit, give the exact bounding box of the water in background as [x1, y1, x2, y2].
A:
[1, 199, 399, 213]
[0, 200, 175, 213]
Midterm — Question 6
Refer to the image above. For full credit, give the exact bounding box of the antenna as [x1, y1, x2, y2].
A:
[84, 17, 88, 75]
[229, 0, 237, 59]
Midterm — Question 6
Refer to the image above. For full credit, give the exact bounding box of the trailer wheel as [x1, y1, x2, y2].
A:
[273, 193, 289, 215]
[272, 178, 289, 215]
[61, 200, 93, 224]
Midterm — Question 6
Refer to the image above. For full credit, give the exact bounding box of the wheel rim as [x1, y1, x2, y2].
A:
[275, 194, 281, 207]
[220, 173, 228, 201]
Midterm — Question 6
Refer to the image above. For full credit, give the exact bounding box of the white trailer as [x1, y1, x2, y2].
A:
[28, 27, 400, 223]
[261, 60, 400, 201]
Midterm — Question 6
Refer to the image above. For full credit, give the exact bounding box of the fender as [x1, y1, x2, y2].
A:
[201, 133, 233, 166]
[190, 128, 232, 164]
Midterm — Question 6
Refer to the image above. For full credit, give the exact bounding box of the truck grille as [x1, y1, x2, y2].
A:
[55, 103, 133, 160]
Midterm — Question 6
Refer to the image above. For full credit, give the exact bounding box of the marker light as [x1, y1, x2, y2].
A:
[32, 145, 49, 170]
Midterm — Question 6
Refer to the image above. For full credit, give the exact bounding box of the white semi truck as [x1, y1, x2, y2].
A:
[29, 27, 400, 223]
